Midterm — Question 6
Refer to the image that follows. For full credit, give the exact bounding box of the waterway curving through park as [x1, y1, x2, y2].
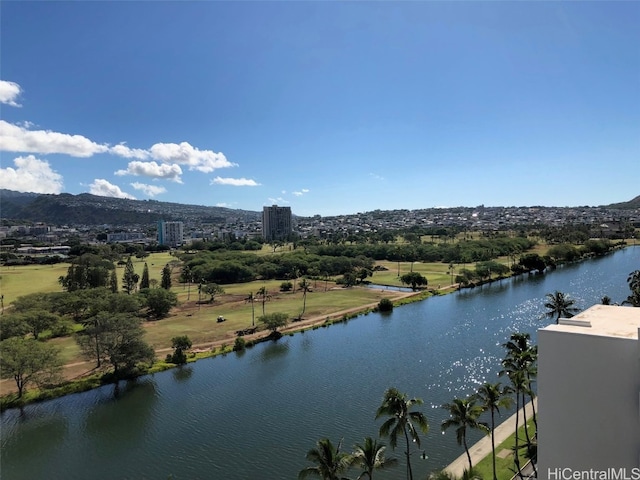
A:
[2, 246, 638, 480]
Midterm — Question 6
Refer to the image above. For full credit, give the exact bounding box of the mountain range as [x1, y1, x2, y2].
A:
[0, 190, 260, 226]
[0, 189, 638, 226]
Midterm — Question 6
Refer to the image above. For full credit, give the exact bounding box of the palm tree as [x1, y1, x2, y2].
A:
[299, 278, 312, 318]
[601, 295, 613, 305]
[245, 292, 255, 326]
[623, 270, 640, 306]
[441, 396, 488, 472]
[500, 333, 539, 479]
[256, 286, 271, 316]
[476, 382, 513, 480]
[501, 333, 538, 429]
[299, 438, 353, 480]
[375, 387, 429, 480]
[544, 291, 580, 324]
[351, 436, 398, 479]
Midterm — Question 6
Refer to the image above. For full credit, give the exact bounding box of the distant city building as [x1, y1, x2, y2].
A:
[157, 220, 184, 247]
[262, 205, 292, 242]
[538, 305, 640, 473]
[107, 232, 147, 243]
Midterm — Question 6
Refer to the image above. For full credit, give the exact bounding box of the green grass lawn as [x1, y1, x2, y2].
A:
[372, 260, 456, 289]
[474, 419, 536, 480]
[145, 282, 402, 349]
[0, 263, 71, 305]
[0, 252, 176, 307]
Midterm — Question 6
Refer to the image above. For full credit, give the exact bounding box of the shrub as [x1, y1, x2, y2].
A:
[279, 281, 293, 292]
[233, 337, 246, 352]
[50, 320, 74, 338]
[378, 298, 394, 312]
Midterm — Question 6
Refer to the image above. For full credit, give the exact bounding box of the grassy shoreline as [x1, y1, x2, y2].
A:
[0, 286, 428, 410]
[1, 243, 631, 410]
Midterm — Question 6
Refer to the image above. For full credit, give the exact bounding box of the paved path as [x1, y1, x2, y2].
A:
[443, 398, 537, 478]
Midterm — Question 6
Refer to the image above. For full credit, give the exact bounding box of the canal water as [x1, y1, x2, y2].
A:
[2, 247, 638, 480]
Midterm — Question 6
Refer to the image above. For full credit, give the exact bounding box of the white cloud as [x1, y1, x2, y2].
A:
[0, 155, 63, 193]
[115, 160, 183, 183]
[89, 179, 136, 199]
[130, 182, 167, 197]
[110, 143, 150, 160]
[268, 197, 289, 204]
[293, 188, 310, 196]
[0, 120, 109, 157]
[211, 177, 260, 186]
[215, 202, 233, 208]
[0, 80, 22, 107]
[149, 142, 237, 173]
[369, 173, 385, 181]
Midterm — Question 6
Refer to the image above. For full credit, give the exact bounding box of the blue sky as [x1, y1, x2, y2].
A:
[1, 1, 638, 217]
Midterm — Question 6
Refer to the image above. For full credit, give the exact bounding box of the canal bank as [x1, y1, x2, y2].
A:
[444, 399, 537, 478]
[1, 247, 637, 480]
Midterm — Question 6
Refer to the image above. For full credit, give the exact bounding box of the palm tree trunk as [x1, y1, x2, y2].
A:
[301, 292, 307, 317]
[491, 408, 497, 480]
[527, 377, 537, 430]
[514, 389, 523, 480]
[464, 435, 473, 472]
[404, 429, 413, 480]
[521, 392, 532, 449]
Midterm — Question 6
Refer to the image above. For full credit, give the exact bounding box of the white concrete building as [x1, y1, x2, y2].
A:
[157, 220, 184, 247]
[538, 305, 640, 478]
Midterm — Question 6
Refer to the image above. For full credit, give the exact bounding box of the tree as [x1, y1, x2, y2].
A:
[356, 267, 372, 284]
[299, 278, 312, 318]
[502, 333, 538, 434]
[0, 337, 62, 397]
[140, 262, 150, 289]
[76, 312, 110, 368]
[161, 264, 172, 290]
[258, 312, 289, 338]
[245, 292, 256, 327]
[109, 268, 118, 293]
[377, 298, 394, 312]
[519, 253, 546, 273]
[351, 436, 398, 480]
[376, 387, 429, 480]
[142, 288, 178, 319]
[298, 438, 352, 480]
[170, 335, 192, 364]
[441, 396, 488, 472]
[544, 291, 580, 324]
[476, 383, 513, 480]
[339, 272, 357, 288]
[57, 256, 112, 291]
[122, 256, 138, 294]
[256, 286, 271, 316]
[0, 314, 29, 340]
[182, 265, 193, 300]
[76, 313, 154, 376]
[201, 283, 225, 303]
[500, 333, 538, 478]
[623, 270, 640, 306]
[399, 272, 428, 291]
[601, 295, 614, 305]
[20, 309, 60, 340]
